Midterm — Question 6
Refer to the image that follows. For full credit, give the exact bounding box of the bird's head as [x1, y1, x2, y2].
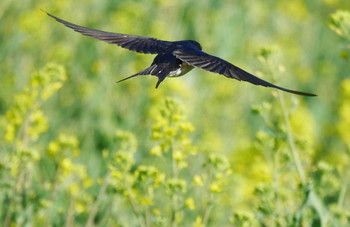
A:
[188, 40, 202, 50]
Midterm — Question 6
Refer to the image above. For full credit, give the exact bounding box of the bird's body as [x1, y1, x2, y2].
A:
[45, 11, 316, 96]
[120, 45, 196, 88]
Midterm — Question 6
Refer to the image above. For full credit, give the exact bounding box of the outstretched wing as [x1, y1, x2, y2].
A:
[173, 49, 316, 96]
[45, 11, 173, 54]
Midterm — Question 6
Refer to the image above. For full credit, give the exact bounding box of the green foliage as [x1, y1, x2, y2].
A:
[4, 63, 66, 143]
[1, 1, 350, 226]
[2, 90, 233, 226]
[99, 99, 232, 226]
[0, 63, 68, 226]
[330, 10, 350, 42]
[330, 10, 350, 61]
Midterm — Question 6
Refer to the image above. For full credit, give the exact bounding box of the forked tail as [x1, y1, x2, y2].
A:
[116, 65, 158, 83]
[116, 64, 168, 88]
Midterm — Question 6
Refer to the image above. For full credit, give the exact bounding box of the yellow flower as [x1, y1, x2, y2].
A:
[75, 201, 86, 214]
[193, 216, 204, 227]
[140, 196, 153, 206]
[209, 182, 222, 193]
[150, 145, 162, 156]
[185, 197, 196, 210]
[152, 208, 161, 216]
[69, 183, 80, 196]
[61, 158, 73, 170]
[4, 124, 15, 142]
[179, 122, 195, 132]
[215, 173, 224, 180]
[83, 177, 93, 188]
[165, 126, 177, 137]
[173, 150, 185, 162]
[111, 170, 122, 180]
[48, 141, 60, 156]
[97, 178, 104, 185]
[178, 161, 188, 169]
[341, 79, 350, 97]
[102, 149, 109, 159]
[193, 175, 204, 186]
[73, 149, 80, 157]
[154, 173, 165, 187]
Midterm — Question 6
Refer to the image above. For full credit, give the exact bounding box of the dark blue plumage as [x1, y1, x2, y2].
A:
[45, 11, 316, 96]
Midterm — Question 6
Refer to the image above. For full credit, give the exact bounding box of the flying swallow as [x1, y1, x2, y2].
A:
[45, 11, 316, 96]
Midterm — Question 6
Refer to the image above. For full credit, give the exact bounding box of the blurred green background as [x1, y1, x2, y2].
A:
[1, 0, 350, 226]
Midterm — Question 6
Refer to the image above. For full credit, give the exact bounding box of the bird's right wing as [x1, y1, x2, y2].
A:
[45, 11, 173, 54]
[173, 49, 316, 96]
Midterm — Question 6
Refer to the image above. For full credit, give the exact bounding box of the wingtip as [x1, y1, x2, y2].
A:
[274, 85, 317, 97]
[293, 91, 317, 97]
[291, 91, 317, 97]
[116, 79, 123, 83]
[40, 9, 49, 15]
[41, 9, 58, 20]
[297, 91, 317, 97]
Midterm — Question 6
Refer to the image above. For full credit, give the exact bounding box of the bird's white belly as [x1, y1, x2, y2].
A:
[168, 68, 183, 77]
[168, 62, 194, 77]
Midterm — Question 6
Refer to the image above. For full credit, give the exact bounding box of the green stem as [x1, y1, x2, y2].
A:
[169, 139, 179, 227]
[202, 195, 214, 226]
[44, 163, 60, 226]
[7, 103, 39, 226]
[202, 167, 215, 226]
[337, 170, 349, 209]
[126, 186, 146, 227]
[4, 151, 27, 226]
[278, 92, 328, 226]
[65, 195, 76, 227]
[85, 171, 111, 227]
[168, 193, 176, 227]
[170, 138, 178, 178]
[278, 93, 306, 184]
[145, 206, 151, 227]
[4, 199, 13, 227]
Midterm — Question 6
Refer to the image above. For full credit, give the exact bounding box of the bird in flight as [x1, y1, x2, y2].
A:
[44, 11, 316, 96]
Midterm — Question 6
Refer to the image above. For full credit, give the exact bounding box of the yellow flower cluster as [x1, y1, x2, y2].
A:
[5, 63, 66, 143]
[338, 79, 350, 148]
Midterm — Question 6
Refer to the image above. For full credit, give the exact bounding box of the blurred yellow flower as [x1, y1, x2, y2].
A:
[75, 201, 86, 214]
[173, 150, 185, 162]
[102, 149, 109, 159]
[4, 124, 15, 142]
[152, 208, 161, 216]
[69, 183, 80, 196]
[193, 216, 204, 227]
[193, 175, 204, 186]
[150, 145, 162, 156]
[185, 197, 196, 210]
[83, 178, 93, 188]
[48, 141, 60, 156]
[209, 182, 222, 193]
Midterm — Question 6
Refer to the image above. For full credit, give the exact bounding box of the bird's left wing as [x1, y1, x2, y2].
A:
[173, 49, 316, 96]
[45, 11, 173, 54]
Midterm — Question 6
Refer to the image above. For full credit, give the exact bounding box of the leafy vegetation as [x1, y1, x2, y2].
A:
[1, 0, 350, 226]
